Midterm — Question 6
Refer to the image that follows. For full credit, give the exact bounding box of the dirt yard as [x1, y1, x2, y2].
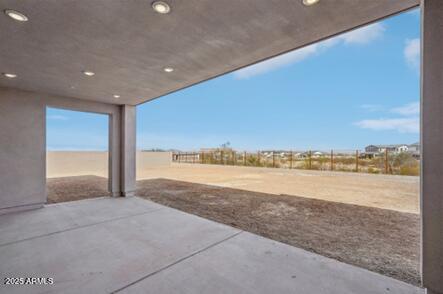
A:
[45, 163, 420, 285]
[46, 175, 110, 203]
[138, 163, 419, 213]
[46, 158, 419, 213]
[136, 178, 420, 285]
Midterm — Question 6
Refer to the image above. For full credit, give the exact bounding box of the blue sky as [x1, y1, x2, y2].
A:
[46, 108, 108, 151]
[47, 9, 420, 152]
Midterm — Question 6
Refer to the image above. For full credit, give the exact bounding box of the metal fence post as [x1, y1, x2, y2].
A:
[385, 149, 388, 174]
[243, 151, 247, 166]
[272, 151, 275, 168]
[290, 151, 293, 169]
[355, 150, 359, 172]
[309, 150, 312, 169]
[330, 150, 334, 171]
[257, 151, 260, 166]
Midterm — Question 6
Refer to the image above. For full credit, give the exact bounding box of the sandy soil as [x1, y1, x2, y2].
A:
[138, 163, 420, 213]
[46, 175, 110, 203]
[46, 159, 419, 213]
[137, 178, 420, 285]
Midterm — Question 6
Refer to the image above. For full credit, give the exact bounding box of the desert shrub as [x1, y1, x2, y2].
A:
[391, 152, 416, 167]
[367, 167, 380, 174]
[334, 156, 355, 165]
[399, 165, 420, 176]
[366, 156, 386, 171]
[246, 154, 264, 167]
[302, 158, 311, 169]
[312, 156, 328, 170]
[358, 159, 371, 167]
[390, 153, 420, 176]
[310, 163, 321, 170]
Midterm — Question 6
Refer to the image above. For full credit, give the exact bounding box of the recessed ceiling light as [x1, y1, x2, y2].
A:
[152, 1, 171, 14]
[82, 70, 95, 76]
[113, 94, 120, 98]
[302, 0, 320, 6]
[2, 73, 17, 78]
[4, 9, 28, 22]
[164, 67, 174, 73]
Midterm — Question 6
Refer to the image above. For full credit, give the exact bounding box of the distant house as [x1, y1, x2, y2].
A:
[408, 142, 421, 158]
[365, 144, 403, 153]
[364, 143, 420, 157]
[395, 145, 409, 153]
[297, 151, 323, 158]
[408, 142, 420, 152]
[365, 145, 379, 153]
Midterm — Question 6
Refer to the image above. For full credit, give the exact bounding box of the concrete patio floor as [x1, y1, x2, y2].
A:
[0, 197, 424, 294]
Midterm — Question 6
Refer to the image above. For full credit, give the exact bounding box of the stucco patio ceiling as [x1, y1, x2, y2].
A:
[0, 0, 419, 106]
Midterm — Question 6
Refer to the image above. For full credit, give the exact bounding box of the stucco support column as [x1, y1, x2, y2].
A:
[109, 110, 122, 197]
[421, 1, 443, 294]
[120, 105, 136, 197]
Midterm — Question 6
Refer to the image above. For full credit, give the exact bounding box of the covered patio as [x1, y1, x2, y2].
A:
[0, 0, 442, 293]
[0, 196, 423, 294]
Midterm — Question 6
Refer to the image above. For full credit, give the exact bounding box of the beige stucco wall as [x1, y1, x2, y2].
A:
[0, 89, 46, 212]
[46, 151, 171, 178]
[137, 151, 172, 170]
[0, 87, 120, 214]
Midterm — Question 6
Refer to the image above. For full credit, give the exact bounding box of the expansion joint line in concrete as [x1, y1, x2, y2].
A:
[0, 208, 164, 248]
[111, 230, 244, 293]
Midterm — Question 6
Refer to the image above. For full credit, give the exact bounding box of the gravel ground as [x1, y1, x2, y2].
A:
[46, 175, 110, 203]
[137, 178, 420, 286]
[46, 175, 420, 285]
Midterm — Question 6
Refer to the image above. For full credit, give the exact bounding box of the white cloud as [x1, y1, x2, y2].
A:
[338, 23, 385, 45]
[233, 44, 320, 79]
[360, 104, 384, 112]
[391, 102, 419, 116]
[404, 38, 420, 70]
[355, 102, 420, 133]
[354, 117, 419, 133]
[233, 23, 385, 79]
[47, 115, 68, 120]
